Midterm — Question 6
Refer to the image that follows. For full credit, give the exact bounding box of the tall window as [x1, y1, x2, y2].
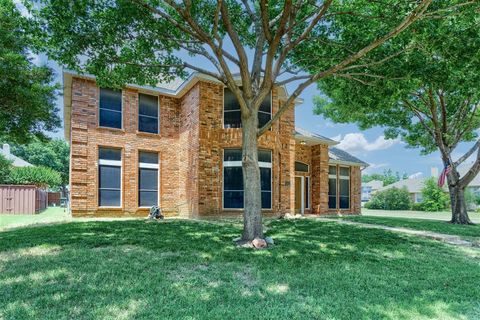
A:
[223, 149, 272, 209]
[328, 166, 337, 209]
[99, 88, 122, 129]
[223, 88, 271, 129]
[139, 93, 159, 134]
[138, 151, 159, 207]
[305, 176, 310, 209]
[339, 167, 350, 209]
[98, 147, 122, 207]
[328, 165, 350, 210]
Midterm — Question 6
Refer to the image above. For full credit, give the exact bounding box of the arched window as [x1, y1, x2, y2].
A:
[295, 161, 309, 172]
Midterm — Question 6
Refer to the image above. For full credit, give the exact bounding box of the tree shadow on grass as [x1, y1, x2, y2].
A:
[1, 219, 479, 319]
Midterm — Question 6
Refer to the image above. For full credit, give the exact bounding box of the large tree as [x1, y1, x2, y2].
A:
[0, 0, 60, 143]
[9, 138, 70, 194]
[312, 1, 480, 224]
[34, 0, 442, 240]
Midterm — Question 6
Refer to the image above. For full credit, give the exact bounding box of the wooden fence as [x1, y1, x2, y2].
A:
[0, 185, 48, 214]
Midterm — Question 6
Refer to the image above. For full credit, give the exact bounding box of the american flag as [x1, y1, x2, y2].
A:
[437, 162, 452, 187]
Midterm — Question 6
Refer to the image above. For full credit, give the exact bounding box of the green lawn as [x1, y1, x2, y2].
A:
[0, 207, 70, 230]
[343, 215, 480, 242]
[1, 219, 480, 319]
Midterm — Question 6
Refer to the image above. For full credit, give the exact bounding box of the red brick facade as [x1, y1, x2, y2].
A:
[67, 74, 363, 218]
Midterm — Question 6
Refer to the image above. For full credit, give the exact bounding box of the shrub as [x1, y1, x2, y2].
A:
[0, 154, 12, 183]
[7, 166, 61, 188]
[420, 178, 449, 212]
[365, 187, 411, 210]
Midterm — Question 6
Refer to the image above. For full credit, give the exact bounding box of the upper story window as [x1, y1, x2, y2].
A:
[139, 93, 159, 134]
[99, 88, 122, 129]
[98, 147, 122, 207]
[223, 88, 271, 129]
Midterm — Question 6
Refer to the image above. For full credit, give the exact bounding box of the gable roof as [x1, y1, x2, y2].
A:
[294, 127, 338, 146]
[0, 144, 32, 167]
[328, 147, 369, 167]
[363, 180, 384, 190]
[378, 178, 426, 193]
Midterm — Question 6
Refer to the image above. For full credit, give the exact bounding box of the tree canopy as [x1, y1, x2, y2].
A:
[0, 0, 60, 143]
[313, 1, 480, 223]
[10, 138, 69, 188]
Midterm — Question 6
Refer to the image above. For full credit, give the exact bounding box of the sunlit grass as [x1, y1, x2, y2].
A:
[1, 219, 479, 319]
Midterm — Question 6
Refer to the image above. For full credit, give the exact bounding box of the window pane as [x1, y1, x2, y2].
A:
[99, 148, 121, 161]
[224, 111, 242, 128]
[328, 196, 337, 209]
[328, 178, 337, 196]
[99, 109, 122, 129]
[339, 196, 349, 209]
[224, 167, 243, 190]
[329, 166, 337, 175]
[139, 152, 158, 164]
[99, 190, 121, 207]
[261, 191, 271, 209]
[224, 88, 240, 111]
[259, 93, 271, 113]
[258, 150, 272, 163]
[340, 167, 350, 176]
[139, 168, 158, 190]
[99, 166, 121, 189]
[139, 116, 158, 134]
[224, 191, 244, 208]
[224, 149, 242, 162]
[340, 179, 350, 197]
[139, 191, 158, 207]
[258, 112, 271, 128]
[139, 93, 158, 117]
[100, 88, 122, 111]
[260, 167, 271, 191]
[295, 162, 309, 172]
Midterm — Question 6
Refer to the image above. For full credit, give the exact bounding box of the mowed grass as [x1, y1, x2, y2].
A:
[1, 219, 480, 319]
[0, 207, 70, 230]
[342, 216, 480, 242]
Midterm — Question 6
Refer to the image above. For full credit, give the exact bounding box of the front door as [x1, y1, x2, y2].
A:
[294, 176, 304, 214]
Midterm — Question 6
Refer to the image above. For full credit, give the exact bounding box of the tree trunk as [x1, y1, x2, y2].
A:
[448, 184, 473, 224]
[241, 112, 263, 241]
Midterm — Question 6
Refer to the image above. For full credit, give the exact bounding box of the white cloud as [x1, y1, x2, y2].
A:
[363, 163, 389, 173]
[336, 133, 401, 153]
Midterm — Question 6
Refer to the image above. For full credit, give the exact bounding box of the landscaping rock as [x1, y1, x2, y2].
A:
[265, 237, 274, 245]
[252, 237, 267, 249]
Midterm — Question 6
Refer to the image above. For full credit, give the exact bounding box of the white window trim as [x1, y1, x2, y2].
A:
[222, 149, 273, 210]
[138, 93, 160, 134]
[98, 148, 122, 208]
[99, 88, 123, 129]
[138, 152, 160, 208]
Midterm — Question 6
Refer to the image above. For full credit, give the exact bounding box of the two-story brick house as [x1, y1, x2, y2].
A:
[63, 70, 367, 218]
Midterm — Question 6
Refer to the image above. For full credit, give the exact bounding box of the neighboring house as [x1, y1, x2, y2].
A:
[377, 178, 427, 203]
[361, 180, 383, 202]
[63, 70, 368, 218]
[0, 144, 32, 167]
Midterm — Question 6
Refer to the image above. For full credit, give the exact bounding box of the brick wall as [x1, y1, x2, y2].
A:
[68, 76, 361, 218]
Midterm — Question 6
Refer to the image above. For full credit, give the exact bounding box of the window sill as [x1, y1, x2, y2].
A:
[97, 207, 123, 211]
[136, 131, 161, 138]
[97, 126, 125, 134]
